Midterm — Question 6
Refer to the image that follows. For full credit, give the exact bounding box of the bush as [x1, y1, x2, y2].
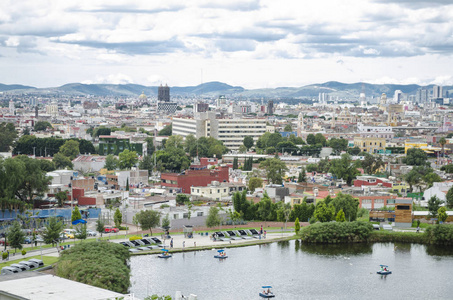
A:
[300, 221, 374, 243]
[21, 249, 27, 256]
[425, 224, 453, 245]
[119, 226, 129, 231]
[368, 231, 427, 243]
[56, 242, 130, 293]
[2, 252, 7, 260]
[129, 236, 142, 241]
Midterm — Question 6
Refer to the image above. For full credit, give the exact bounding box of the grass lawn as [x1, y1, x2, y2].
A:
[0, 255, 58, 268]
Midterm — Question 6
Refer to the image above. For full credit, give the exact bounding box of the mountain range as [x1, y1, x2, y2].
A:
[0, 81, 451, 99]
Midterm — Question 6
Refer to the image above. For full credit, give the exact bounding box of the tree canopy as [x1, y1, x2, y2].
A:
[259, 158, 288, 184]
[135, 210, 161, 235]
[405, 148, 428, 166]
[0, 122, 17, 152]
[59, 140, 80, 160]
[118, 149, 138, 169]
[329, 154, 360, 185]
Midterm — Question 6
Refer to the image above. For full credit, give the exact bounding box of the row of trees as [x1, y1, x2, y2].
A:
[230, 190, 359, 224]
[13, 135, 95, 157]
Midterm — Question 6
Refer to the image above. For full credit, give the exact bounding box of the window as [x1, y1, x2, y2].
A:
[173, 214, 178, 219]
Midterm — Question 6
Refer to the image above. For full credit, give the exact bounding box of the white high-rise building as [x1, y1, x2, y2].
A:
[433, 85, 443, 99]
[393, 90, 403, 103]
[8, 100, 15, 115]
[172, 112, 274, 150]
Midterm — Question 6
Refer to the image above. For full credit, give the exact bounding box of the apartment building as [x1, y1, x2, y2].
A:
[172, 112, 274, 150]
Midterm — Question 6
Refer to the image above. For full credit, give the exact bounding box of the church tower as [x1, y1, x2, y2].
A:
[297, 112, 304, 137]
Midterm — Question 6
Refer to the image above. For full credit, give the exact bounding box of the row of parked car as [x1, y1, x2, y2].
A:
[1, 258, 44, 275]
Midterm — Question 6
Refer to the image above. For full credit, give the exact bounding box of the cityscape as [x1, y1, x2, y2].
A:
[1, 1, 453, 300]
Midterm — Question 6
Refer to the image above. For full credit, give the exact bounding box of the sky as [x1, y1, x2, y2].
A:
[1, 0, 453, 89]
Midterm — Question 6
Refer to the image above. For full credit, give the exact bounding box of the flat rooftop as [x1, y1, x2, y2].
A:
[0, 272, 133, 300]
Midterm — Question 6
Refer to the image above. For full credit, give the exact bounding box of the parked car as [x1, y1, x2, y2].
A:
[87, 230, 97, 237]
[0, 238, 9, 246]
[23, 237, 34, 244]
[104, 226, 119, 233]
[63, 229, 76, 239]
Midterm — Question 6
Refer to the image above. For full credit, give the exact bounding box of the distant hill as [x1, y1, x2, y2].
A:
[0, 80, 451, 99]
[0, 83, 36, 92]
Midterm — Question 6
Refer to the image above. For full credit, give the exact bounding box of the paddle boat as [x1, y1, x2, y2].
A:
[214, 249, 228, 259]
[259, 286, 275, 298]
[377, 265, 392, 275]
[158, 248, 172, 258]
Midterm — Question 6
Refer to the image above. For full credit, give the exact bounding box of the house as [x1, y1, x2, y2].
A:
[161, 165, 229, 194]
[190, 181, 246, 201]
[353, 176, 392, 188]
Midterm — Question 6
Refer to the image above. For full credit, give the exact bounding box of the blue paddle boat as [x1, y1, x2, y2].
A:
[158, 248, 172, 258]
[259, 286, 275, 298]
[214, 249, 228, 259]
[377, 265, 392, 275]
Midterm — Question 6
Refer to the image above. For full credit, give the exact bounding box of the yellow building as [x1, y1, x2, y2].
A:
[404, 141, 441, 154]
[353, 137, 386, 153]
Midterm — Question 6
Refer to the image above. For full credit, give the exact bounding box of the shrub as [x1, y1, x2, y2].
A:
[119, 226, 129, 231]
[56, 242, 130, 293]
[22, 249, 27, 256]
[368, 231, 427, 243]
[129, 236, 142, 241]
[425, 224, 453, 245]
[2, 252, 7, 260]
[300, 221, 374, 243]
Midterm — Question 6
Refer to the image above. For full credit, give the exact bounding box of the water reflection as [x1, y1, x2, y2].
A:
[299, 242, 372, 256]
[277, 240, 290, 248]
[393, 242, 411, 253]
[426, 244, 453, 256]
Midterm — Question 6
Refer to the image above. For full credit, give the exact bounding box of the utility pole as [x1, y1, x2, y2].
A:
[33, 147, 36, 158]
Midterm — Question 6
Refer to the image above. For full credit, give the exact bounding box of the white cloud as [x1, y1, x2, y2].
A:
[82, 74, 134, 85]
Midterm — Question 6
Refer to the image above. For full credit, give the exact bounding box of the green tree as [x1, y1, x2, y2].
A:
[161, 214, 171, 228]
[329, 154, 360, 185]
[42, 217, 64, 246]
[78, 139, 96, 155]
[243, 136, 254, 150]
[233, 157, 238, 169]
[424, 172, 443, 188]
[135, 210, 161, 235]
[71, 206, 82, 222]
[361, 154, 385, 174]
[96, 217, 105, 237]
[259, 158, 288, 184]
[176, 194, 190, 205]
[306, 134, 316, 145]
[336, 209, 346, 222]
[314, 201, 335, 223]
[104, 154, 118, 170]
[38, 159, 56, 172]
[314, 133, 327, 146]
[53, 152, 73, 169]
[331, 193, 360, 221]
[144, 137, 156, 157]
[206, 206, 222, 228]
[347, 146, 361, 156]
[0, 122, 17, 152]
[295, 217, 300, 234]
[248, 177, 263, 192]
[114, 208, 122, 228]
[329, 138, 348, 155]
[34, 121, 52, 131]
[405, 148, 428, 166]
[428, 196, 443, 219]
[438, 206, 448, 223]
[439, 137, 447, 157]
[93, 126, 111, 137]
[446, 186, 453, 209]
[59, 140, 80, 160]
[139, 155, 153, 175]
[405, 169, 422, 192]
[118, 149, 138, 169]
[8, 221, 25, 253]
[55, 191, 67, 207]
[298, 168, 306, 183]
[158, 124, 172, 136]
[75, 224, 88, 240]
[284, 124, 292, 132]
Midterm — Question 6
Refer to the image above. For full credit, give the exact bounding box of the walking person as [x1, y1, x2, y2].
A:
[170, 238, 173, 249]
[183, 241, 185, 250]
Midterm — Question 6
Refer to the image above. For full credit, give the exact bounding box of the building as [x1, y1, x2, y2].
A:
[357, 122, 394, 139]
[190, 181, 246, 201]
[172, 112, 273, 150]
[358, 195, 398, 209]
[158, 84, 170, 102]
[157, 102, 178, 114]
[353, 176, 392, 188]
[404, 140, 441, 154]
[433, 85, 443, 99]
[161, 165, 229, 194]
[416, 89, 429, 104]
[394, 198, 413, 227]
[353, 137, 386, 153]
[72, 155, 106, 172]
[98, 135, 146, 156]
[267, 100, 274, 115]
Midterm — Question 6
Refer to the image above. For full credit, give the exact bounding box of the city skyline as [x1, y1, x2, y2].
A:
[1, 0, 453, 88]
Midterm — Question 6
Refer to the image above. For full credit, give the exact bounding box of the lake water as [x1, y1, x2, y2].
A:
[130, 241, 453, 300]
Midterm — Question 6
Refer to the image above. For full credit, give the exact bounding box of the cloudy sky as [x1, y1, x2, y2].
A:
[1, 0, 453, 88]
